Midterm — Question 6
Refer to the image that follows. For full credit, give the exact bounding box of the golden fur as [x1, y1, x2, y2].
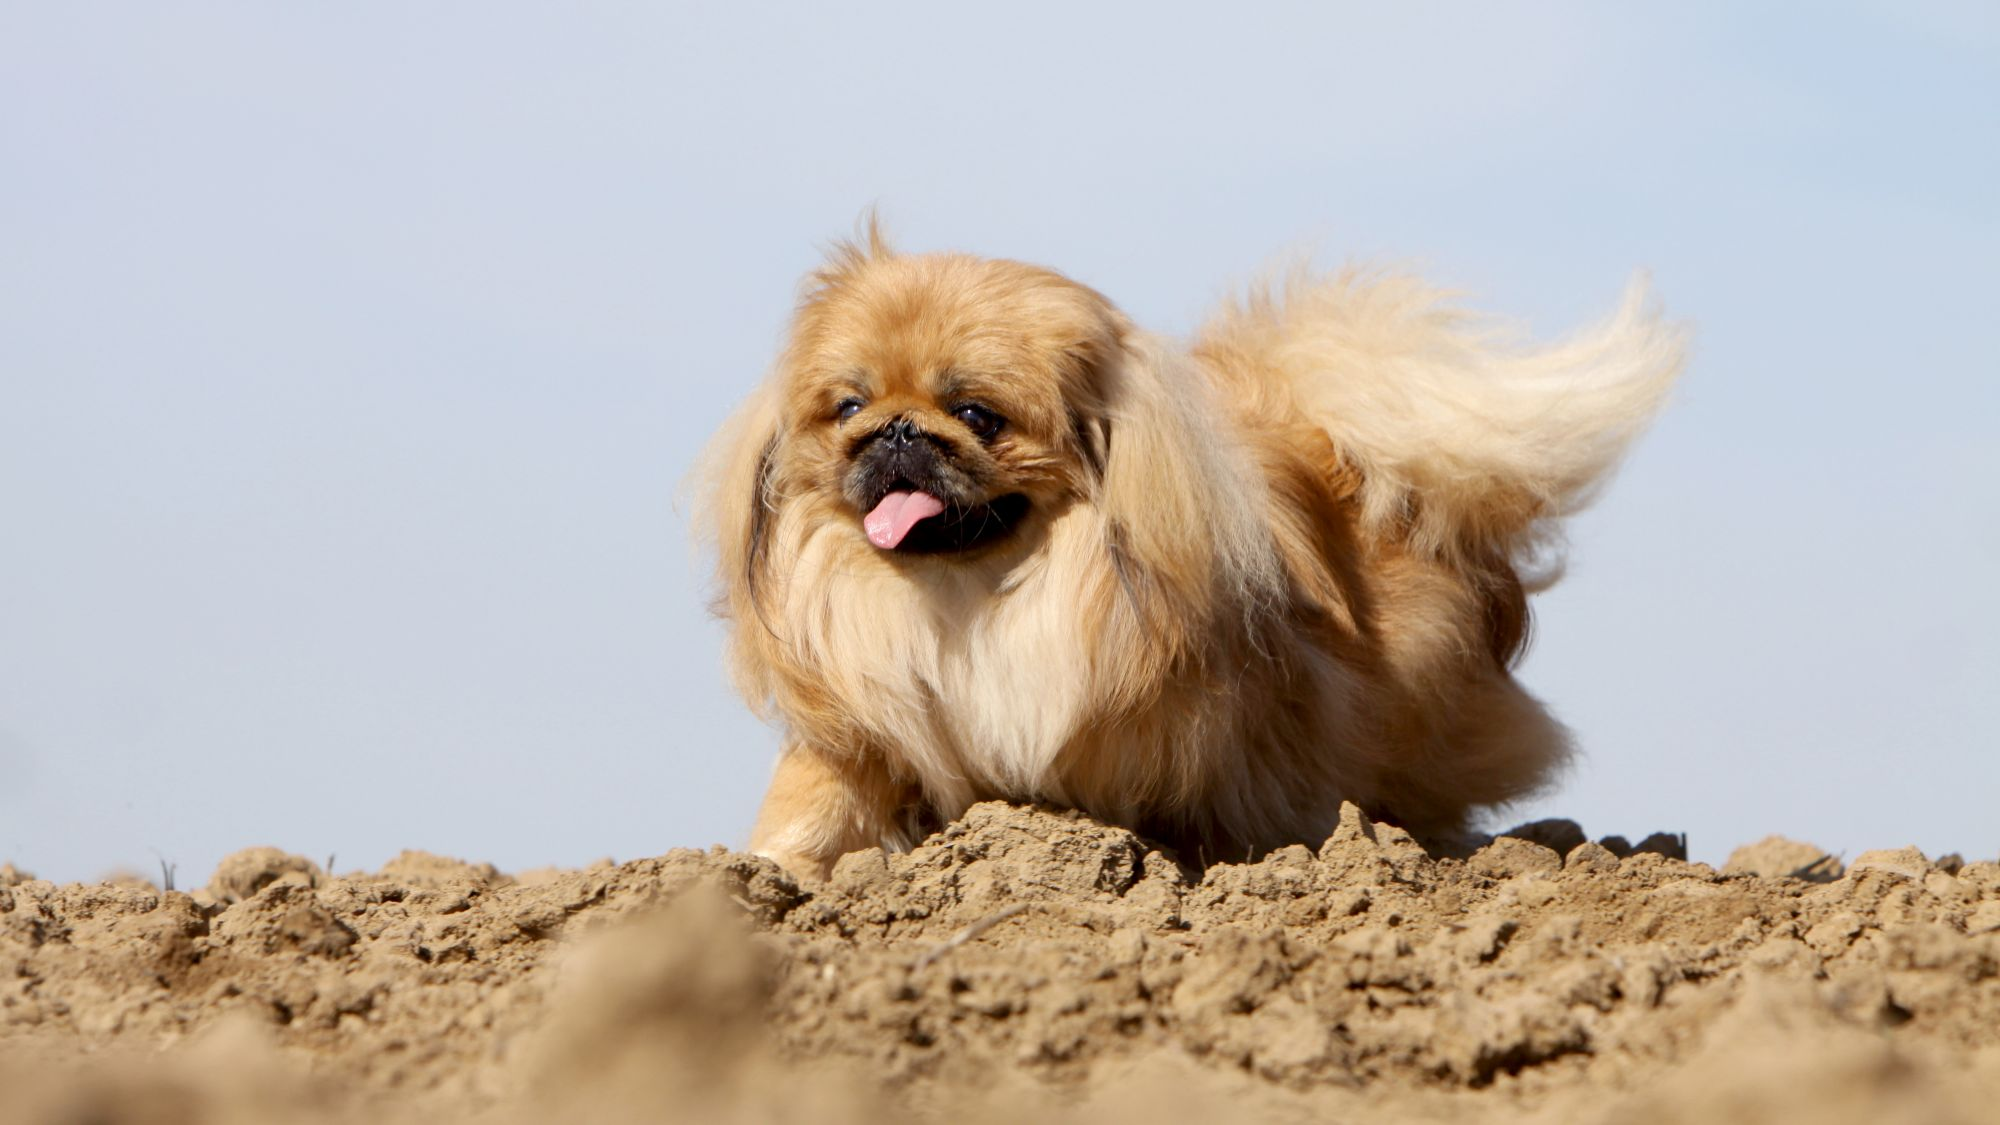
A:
[701, 227, 1684, 879]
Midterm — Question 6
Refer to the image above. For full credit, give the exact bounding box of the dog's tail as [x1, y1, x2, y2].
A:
[1196, 266, 1687, 586]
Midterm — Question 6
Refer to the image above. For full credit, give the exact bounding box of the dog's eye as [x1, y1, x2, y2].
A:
[952, 403, 1003, 440]
[835, 398, 865, 424]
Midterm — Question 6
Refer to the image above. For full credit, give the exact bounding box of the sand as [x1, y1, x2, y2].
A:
[5, 802, 1999, 1123]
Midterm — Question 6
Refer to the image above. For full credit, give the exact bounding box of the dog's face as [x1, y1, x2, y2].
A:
[771, 252, 1126, 558]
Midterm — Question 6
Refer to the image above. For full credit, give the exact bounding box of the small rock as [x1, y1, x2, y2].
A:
[831, 847, 891, 891]
[1320, 802, 1378, 852]
[1965, 902, 2000, 934]
[1370, 820, 1429, 861]
[1267, 844, 1314, 868]
[1564, 842, 1620, 874]
[1471, 837, 1561, 879]
[377, 850, 504, 888]
[100, 870, 159, 892]
[1317, 803, 1427, 882]
[1724, 836, 1843, 883]
[1453, 914, 1520, 963]
[1923, 872, 1964, 900]
[212, 882, 357, 957]
[1505, 878, 1560, 910]
[1848, 847, 1928, 882]
[205, 847, 322, 904]
[1960, 862, 2000, 895]
[1633, 833, 1688, 862]
[1746, 931, 1810, 971]
[1803, 911, 1864, 955]
[1500, 819, 1587, 857]
[1106, 926, 1146, 966]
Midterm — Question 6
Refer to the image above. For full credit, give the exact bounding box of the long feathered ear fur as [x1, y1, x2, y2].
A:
[1198, 268, 1687, 586]
[694, 382, 783, 628]
[698, 213, 901, 629]
[1085, 332, 1287, 659]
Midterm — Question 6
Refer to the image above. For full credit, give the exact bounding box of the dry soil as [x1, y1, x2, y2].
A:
[5, 803, 1999, 1123]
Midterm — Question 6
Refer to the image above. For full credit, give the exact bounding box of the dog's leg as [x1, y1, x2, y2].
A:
[749, 742, 905, 881]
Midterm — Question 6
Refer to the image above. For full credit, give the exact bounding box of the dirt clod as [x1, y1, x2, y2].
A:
[1724, 835, 1844, 882]
[204, 846, 323, 905]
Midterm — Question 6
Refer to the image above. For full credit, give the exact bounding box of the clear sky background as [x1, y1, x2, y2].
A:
[3, 3, 1995, 883]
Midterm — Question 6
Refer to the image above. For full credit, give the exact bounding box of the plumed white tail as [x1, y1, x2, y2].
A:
[1198, 268, 1687, 585]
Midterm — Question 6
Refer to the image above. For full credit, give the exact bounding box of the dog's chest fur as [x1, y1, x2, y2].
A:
[787, 513, 1107, 809]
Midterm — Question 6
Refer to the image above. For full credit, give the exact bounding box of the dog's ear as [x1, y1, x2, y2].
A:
[1085, 336, 1281, 650]
[695, 383, 785, 625]
[706, 217, 891, 623]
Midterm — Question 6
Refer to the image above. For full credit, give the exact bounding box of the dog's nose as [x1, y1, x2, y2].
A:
[882, 418, 921, 447]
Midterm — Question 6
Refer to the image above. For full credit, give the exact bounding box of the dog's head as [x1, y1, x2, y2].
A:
[764, 239, 1125, 560]
[703, 229, 1270, 666]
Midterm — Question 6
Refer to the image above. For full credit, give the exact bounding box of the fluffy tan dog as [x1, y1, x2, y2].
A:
[703, 226, 1683, 880]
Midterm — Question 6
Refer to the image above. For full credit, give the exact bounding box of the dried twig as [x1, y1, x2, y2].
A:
[913, 903, 1031, 970]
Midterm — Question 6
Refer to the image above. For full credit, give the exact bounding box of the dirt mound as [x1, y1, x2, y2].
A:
[5, 803, 1999, 1123]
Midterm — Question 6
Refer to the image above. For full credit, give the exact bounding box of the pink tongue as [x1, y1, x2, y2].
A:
[864, 490, 947, 549]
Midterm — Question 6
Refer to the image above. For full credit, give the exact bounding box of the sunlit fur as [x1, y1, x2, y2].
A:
[700, 227, 1685, 879]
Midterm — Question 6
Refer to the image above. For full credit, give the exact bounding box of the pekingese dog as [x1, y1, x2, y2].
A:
[702, 224, 1683, 880]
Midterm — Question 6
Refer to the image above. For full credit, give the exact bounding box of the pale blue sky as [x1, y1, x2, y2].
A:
[3, 3, 1995, 882]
